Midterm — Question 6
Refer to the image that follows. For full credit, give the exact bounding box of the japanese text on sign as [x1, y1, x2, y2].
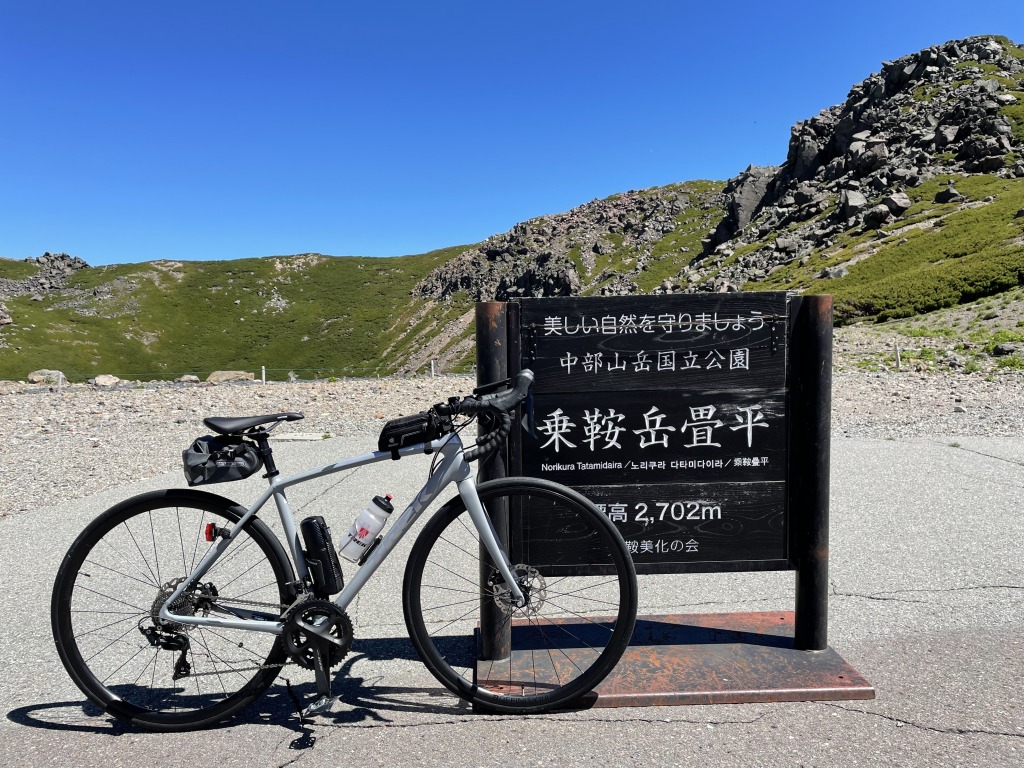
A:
[540, 312, 767, 336]
[559, 348, 753, 376]
[536, 403, 770, 453]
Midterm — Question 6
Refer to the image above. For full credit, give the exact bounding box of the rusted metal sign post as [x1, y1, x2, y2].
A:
[476, 293, 873, 706]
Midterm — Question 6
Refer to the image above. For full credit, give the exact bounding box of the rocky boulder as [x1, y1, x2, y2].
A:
[710, 166, 778, 244]
[206, 370, 255, 384]
[28, 369, 67, 385]
[883, 192, 914, 216]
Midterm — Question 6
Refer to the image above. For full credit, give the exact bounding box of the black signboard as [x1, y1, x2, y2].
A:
[509, 292, 790, 574]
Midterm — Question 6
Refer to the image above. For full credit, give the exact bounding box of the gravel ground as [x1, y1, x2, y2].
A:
[1, 330, 1022, 518]
[0, 375, 469, 517]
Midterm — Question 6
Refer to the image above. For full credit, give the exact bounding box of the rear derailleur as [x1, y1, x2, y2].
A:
[139, 624, 192, 680]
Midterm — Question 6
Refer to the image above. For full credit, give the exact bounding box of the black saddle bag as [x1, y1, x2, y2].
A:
[182, 435, 264, 486]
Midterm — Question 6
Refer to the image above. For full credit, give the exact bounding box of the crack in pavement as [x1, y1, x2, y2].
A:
[830, 580, 926, 603]
[820, 702, 1024, 739]
[282, 709, 771, 739]
[651, 595, 793, 611]
[830, 580, 1024, 603]
[930, 439, 1024, 468]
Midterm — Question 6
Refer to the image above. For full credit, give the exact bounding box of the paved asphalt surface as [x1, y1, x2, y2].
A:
[1, 433, 1021, 767]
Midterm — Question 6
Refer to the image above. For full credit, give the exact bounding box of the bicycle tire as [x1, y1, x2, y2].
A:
[403, 477, 637, 713]
[51, 489, 295, 731]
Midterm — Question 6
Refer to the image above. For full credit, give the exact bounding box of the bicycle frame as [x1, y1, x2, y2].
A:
[157, 432, 526, 634]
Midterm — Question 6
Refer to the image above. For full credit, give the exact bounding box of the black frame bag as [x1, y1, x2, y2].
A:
[378, 411, 448, 459]
[182, 435, 264, 486]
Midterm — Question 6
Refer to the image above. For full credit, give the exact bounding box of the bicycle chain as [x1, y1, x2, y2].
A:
[197, 591, 315, 671]
[211, 587, 314, 612]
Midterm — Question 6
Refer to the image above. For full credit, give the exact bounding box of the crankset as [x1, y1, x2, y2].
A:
[282, 599, 354, 714]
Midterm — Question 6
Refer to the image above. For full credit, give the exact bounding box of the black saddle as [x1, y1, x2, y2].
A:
[203, 412, 304, 435]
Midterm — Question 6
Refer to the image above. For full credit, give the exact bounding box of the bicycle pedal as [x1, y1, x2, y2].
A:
[301, 694, 337, 718]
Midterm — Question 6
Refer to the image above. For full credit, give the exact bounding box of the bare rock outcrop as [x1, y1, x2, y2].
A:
[687, 35, 1024, 290]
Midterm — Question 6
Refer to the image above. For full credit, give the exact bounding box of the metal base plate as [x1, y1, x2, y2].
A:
[476, 611, 875, 708]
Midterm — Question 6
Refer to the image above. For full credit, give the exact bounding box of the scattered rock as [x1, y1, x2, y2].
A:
[935, 183, 963, 204]
[93, 374, 121, 387]
[992, 342, 1018, 356]
[27, 369, 67, 385]
[863, 204, 893, 229]
[177, 374, 201, 384]
[821, 265, 849, 279]
[840, 189, 869, 220]
[775, 236, 802, 254]
[206, 370, 255, 384]
[883, 192, 913, 216]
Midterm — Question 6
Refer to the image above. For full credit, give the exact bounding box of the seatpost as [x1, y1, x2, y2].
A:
[253, 430, 279, 478]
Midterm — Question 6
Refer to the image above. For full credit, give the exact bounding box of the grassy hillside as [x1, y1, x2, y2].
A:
[5, 174, 1024, 381]
[0, 248, 465, 381]
[750, 175, 1024, 322]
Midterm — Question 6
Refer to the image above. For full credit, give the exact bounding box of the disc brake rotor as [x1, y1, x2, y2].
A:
[492, 564, 546, 617]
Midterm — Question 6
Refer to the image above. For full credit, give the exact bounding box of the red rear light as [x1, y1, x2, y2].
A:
[205, 523, 216, 542]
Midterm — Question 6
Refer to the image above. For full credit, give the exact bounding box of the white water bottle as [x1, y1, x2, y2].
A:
[338, 494, 394, 562]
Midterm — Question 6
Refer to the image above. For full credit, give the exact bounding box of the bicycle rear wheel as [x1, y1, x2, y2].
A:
[51, 489, 295, 731]
[403, 477, 637, 713]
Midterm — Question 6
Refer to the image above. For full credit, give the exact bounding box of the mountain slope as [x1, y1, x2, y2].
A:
[0, 249, 464, 380]
[417, 34, 1024, 324]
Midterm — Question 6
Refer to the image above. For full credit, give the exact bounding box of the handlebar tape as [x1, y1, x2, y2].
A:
[437, 369, 533, 462]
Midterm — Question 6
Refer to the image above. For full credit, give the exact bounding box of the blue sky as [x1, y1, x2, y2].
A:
[3, 1, 1023, 266]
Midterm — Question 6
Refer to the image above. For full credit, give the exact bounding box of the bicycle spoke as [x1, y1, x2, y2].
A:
[54, 493, 291, 729]
[406, 480, 636, 712]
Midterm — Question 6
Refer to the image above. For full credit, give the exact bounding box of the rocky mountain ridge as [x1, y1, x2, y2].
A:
[0, 252, 89, 327]
[697, 35, 1024, 290]
[416, 35, 1024, 303]
[413, 183, 727, 301]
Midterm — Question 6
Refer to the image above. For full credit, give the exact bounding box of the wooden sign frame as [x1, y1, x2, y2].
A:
[476, 293, 833, 651]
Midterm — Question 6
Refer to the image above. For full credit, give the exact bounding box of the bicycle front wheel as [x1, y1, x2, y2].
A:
[403, 477, 637, 713]
[51, 489, 295, 731]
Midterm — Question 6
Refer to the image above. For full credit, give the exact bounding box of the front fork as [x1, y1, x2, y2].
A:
[457, 475, 526, 608]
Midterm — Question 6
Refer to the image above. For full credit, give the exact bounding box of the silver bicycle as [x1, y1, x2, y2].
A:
[51, 370, 638, 731]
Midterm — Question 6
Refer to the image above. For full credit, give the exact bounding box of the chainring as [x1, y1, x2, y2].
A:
[283, 599, 354, 669]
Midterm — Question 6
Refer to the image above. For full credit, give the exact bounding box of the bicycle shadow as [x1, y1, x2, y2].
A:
[7, 636, 472, 741]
